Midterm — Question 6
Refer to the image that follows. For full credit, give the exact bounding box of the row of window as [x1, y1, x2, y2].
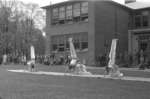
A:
[51, 32, 88, 52]
[51, 2, 88, 25]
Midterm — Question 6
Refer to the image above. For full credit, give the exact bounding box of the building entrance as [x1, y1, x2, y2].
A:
[129, 30, 150, 66]
[138, 34, 150, 53]
[139, 41, 148, 52]
[136, 34, 150, 65]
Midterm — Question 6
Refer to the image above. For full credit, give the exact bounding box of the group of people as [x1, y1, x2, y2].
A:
[36, 54, 72, 66]
[96, 51, 150, 70]
[137, 50, 150, 70]
[1, 51, 150, 73]
[0, 53, 66, 65]
[1, 54, 27, 65]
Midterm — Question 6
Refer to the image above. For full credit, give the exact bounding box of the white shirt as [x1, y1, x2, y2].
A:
[70, 59, 77, 65]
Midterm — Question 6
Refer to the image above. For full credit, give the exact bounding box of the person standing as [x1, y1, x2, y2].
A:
[139, 50, 145, 70]
[22, 55, 27, 65]
[2, 54, 7, 65]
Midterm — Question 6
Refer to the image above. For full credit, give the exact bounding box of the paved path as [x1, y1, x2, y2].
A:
[7, 69, 150, 83]
[87, 66, 150, 72]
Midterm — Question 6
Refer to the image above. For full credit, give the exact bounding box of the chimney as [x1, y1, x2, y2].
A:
[125, 0, 136, 4]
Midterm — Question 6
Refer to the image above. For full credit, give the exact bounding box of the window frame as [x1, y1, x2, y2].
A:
[142, 15, 149, 27]
[73, 3, 81, 22]
[134, 15, 142, 28]
[81, 2, 88, 16]
[58, 6, 66, 24]
[52, 8, 59, 25]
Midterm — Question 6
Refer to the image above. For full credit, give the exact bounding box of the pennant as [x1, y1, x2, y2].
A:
[69, 38, 77, 59]
[108, 39, 118, 68]
[30, 45, 35, 60]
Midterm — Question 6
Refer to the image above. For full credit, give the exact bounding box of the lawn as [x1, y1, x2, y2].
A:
[0, 64, 150, 99]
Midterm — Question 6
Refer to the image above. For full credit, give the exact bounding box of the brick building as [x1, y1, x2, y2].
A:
[43, 0, 150, 66]
[127, 2, 150, 59]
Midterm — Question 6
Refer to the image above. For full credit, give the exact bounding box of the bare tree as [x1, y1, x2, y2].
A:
[0, 0, 17, 54]
[0, 0, 46, 59]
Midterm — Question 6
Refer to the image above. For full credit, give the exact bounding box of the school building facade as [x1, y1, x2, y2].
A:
[43, 0, 150, 65]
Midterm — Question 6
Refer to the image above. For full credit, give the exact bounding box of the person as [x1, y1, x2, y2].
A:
[68, 58, 77, 72]
[27, 59, 35, 72]
[105, 65, 111, 75]
[2, 54, 7, 65]
[22, 55, 27, 65]
[108, 64, 123, 77]
[105, 54, 110, 75]
[73, 60, 92, 75]
[139, 50, 145, 70]
[59, 56, 64, 65]
[65, 55, 71, 65]
[76, 61, 86, 72]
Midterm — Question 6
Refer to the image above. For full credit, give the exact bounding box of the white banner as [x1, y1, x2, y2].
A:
[108, 39, 118, 68]
[69, 38, 77, 59]
[30, 45, 35, 60]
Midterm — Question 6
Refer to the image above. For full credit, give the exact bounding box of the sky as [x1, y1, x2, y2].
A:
[17, 0, 150, 7]
[17, 0, 68, 7]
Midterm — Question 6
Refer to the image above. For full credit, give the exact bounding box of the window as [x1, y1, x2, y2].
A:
[52, 8, 59, 25]
[51, 33, 88, 52]
[81, 2, 88, 15]
[128, 15, 132, 29]
[81, 33, 88, 50]
[51, 37, 58, 52]
[73, 3, 81, 22]
[58, 36, 65, 52]
[134, 12, 149, 28]
[52, 44, 58, 51]
[52, 8, 59, 18]
[134, 15, 141, 28]
[73, 35, 80, 50]
[59, 6, 65, 24]
[143, 15, 148, 27]
[81, 2, 88, 22]
[58, 44, 65, 51]
[74, 41, 80, 50]
[65, 39, 70, 51]
[66, 5, 73, 23]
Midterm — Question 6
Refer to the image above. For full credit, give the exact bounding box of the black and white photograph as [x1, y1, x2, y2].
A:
[0, 0, 150, 98]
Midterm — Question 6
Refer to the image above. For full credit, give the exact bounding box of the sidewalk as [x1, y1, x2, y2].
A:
[7, 69, 150, 83]
[87, 66, 150, 72]
[2, 64, 150, 78]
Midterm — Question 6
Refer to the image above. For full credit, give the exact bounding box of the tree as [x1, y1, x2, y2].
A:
[0, 0, 17, 54]
[0, 0, 46, 58]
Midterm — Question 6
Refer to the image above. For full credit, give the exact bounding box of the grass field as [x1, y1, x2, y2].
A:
[0, 64, 150, 99]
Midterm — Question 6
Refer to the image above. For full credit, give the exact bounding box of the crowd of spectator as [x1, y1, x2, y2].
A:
[1, 51, 150, 70]
[96, 50, 150, 69]
[0, 53, 72, 66]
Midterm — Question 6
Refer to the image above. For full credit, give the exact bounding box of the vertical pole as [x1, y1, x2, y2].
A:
[115, 6, 118, 38]
[128, 30, 132, 54]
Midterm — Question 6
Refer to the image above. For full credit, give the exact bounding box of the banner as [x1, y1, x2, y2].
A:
[108, 39, 118, 68]
[30, 45, 35, 60]
[69, 38, 77, 59]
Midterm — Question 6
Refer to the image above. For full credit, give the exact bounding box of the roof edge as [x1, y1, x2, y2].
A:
[42, 0, 133, 11]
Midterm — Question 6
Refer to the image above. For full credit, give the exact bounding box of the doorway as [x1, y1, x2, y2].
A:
[139, 41, 148, 52]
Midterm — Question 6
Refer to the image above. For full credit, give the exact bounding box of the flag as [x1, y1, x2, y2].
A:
[108, 39, 118, 68]
[30, 45, 35, 60]
[69, 38, 77, 59]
